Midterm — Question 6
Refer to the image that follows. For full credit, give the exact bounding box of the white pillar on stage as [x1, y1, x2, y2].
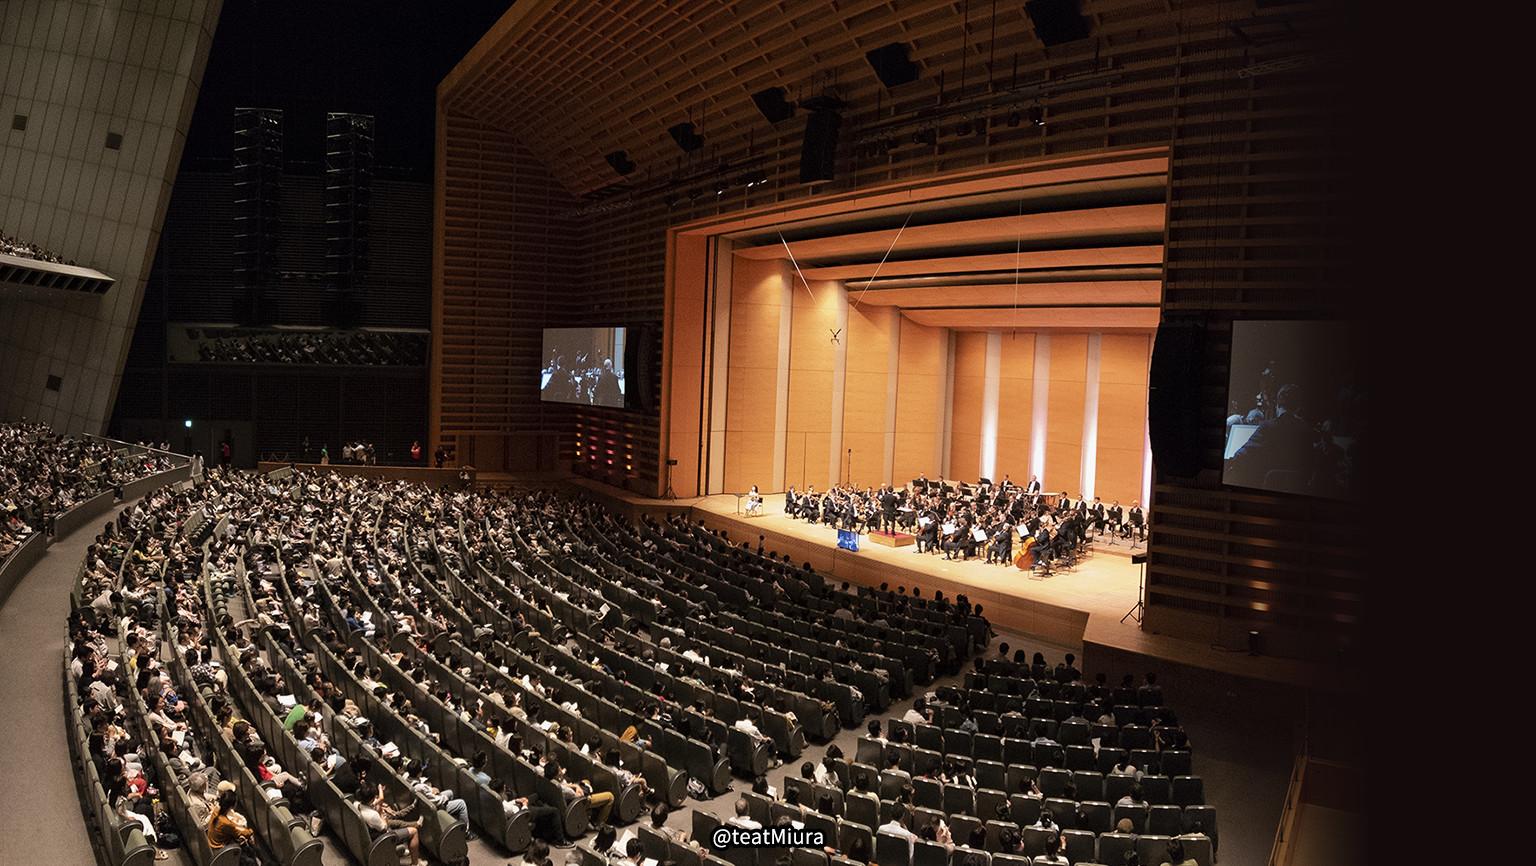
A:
[1030, 334, 1051, 484]
[980, 330, 1002, 480]
[772, 260, 793, 491]
[828, 284, 849, 486]
[941, 329, 956, 477]
[883, 309, 900, 485]
[706, 239, 734, 494]
[1080, 333, 1102, 500]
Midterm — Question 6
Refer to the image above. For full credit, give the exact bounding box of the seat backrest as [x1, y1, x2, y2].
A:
[1095, 832, 1137, 866]
[1140, 775, 1172, 805]
[1008, 794, 1041, 828]
[879, 771, 908, 800]
[943, 783, 974, 816]
[1160, 750, 1192, 777]
[1039, 768, 1073, 798]
[1072, 770, 1104, 801]
[945, 729, 974, 757]
[1077, 801, 1111, 834]
[990, 853, 1030, 866]
[845, 793, 879, 830]
[983, 820, 1015, 852]
[915, 724, 945, 752]
[745, 791, 775, 825]
[975, 760, 1007, 790]
[1044, 798, 1078, 829]
[793, 847, 830, 866]
[1176, 834, 1215, 866]
[1064, 745, 1097, 771]
[1148, 804, 1183, 836]
[1005, 764, 1038, 795]
[876, 831, 912, 866]
[1104, 774, 1134, 803]
[974, 788, 1008, 821]
[948, 848, 989, 866]
[1182, 805, 1218, 847]
[947, 815, 982, 847]
[1020, 826, 1054, 857]
[913, 748, 944, 776]
[1061, 829, 1095, 865]
[1113, 803, 1150, 834]
[913, 840, 949, 866]
[1173, 775, 1205, 806]
[856, 737, 885, 766]
[973, 734, 1003, 760]
[1135, 834, 1173, 866]
[838, 818, 874, 859]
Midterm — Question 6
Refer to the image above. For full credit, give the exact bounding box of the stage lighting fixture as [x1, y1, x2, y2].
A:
[1029, 105, 1046, 127]
[604, 150, 636, 175]
[751, 87, 796, 124]
[664, 193, 679, 209]
[737, 169, 768, 188]
[956, 118, 973, 136]
[667, 122, 705, 153]
[1007, 109, 1021, 127]
[912, 127, 937, 146]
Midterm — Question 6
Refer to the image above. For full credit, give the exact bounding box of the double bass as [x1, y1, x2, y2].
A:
[1013, 536, 1037, 570]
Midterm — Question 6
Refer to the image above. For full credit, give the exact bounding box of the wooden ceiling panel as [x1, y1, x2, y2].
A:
[903, 306, 1161, 330]
[851, 280, 1161, 308]
[441, 0, 1245, 197]
[798, 245, 1164, 281]
[734, 203, 1165, 261]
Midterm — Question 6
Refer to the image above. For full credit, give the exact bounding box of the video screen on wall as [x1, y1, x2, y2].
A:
[540, 327, 627, 408]
[1223, 321, 1362, 500]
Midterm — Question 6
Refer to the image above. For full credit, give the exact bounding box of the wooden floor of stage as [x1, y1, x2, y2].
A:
[690, 492, 1145, 648]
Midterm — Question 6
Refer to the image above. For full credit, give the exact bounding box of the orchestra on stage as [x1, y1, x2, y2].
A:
[778, 475, 1145, 571]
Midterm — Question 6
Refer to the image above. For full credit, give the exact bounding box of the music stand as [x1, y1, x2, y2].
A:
[1121, 552, 1148, 624]
[662, 458, 678, 500]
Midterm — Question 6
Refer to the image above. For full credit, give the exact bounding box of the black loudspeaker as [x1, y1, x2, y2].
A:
[605, 150, 636, 176]
[865, 43, 920, 89]
[1023, 0, 1092, 46]
[799, 108, 841, 183]
[1147, 319, 1206, 479]
[751, 87, 795, 124]
[625, 324, 658, 412]
[667, 122, 704, 153]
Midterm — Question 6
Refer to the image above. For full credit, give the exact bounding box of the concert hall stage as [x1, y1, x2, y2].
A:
[690, 493, 1143, 649]
[559, 478, 1352, 693]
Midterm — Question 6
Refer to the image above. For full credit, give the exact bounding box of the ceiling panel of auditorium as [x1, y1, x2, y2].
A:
[440, 0, 1235, 199]
[720, 151, 1166, 331]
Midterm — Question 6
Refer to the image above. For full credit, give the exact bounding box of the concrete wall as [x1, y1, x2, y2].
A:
[0, 0, 222, 431]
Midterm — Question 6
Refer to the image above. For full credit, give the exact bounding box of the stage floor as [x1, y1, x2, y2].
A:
[690, 493, 1145, 648]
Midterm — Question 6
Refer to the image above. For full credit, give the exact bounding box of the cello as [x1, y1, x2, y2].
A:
[1013, 536, 1036, 570]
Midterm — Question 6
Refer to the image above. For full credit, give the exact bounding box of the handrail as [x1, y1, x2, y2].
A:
[1268, 722, 1309, 866]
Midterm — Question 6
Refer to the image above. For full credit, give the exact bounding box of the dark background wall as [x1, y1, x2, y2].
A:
[109, 0, 510, 463]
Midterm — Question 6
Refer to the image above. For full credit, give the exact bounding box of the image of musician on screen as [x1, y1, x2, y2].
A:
[1224, 382, 1354, 498]
[541, 347, 625, 406]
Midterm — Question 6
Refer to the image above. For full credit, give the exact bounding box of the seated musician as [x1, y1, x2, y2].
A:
[1107, 500, 1124, 536]
[746, 485, 763, 516]
[785, 485, 799, 517]
[940, 517, 963, 560]
[987, 519, 1013, 564]
[915, 509, 939, 553]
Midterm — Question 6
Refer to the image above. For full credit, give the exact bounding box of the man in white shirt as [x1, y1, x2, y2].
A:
[878, 804, 919, 856]
[726, 798, 761, 829]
